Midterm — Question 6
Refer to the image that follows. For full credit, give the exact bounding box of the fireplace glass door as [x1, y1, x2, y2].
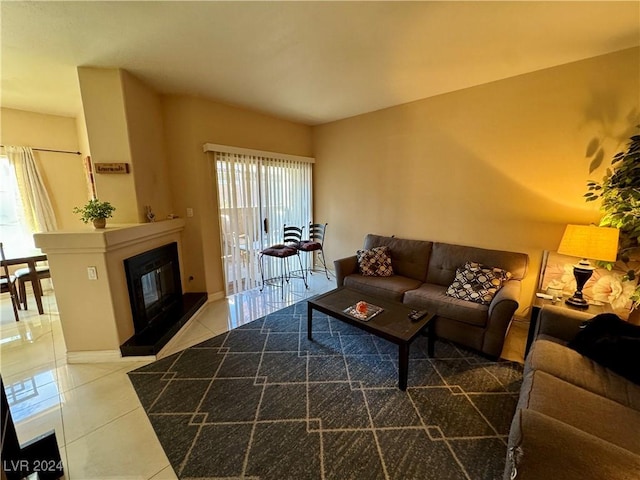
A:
[141, 263, 175, 310]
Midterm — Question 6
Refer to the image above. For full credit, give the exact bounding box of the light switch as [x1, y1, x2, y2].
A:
[186, 208, 194, 217]
[87, 266, 98, 280]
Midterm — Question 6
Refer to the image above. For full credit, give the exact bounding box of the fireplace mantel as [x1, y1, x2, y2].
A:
[35, 219, 190, 362]
[36, 219, 186, 254]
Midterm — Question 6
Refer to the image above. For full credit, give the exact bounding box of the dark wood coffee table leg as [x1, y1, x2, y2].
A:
[398, 342, 409, 391]
[307, 304, 313, 341]
[427, 321, 436, 357]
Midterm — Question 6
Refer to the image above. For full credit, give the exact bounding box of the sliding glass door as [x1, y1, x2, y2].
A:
[215, 152, 312, 295]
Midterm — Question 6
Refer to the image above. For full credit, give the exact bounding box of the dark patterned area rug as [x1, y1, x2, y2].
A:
[128, 301, 523, 480]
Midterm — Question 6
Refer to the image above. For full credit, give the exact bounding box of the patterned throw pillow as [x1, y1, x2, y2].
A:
[445, 261, 512, 305]
[357, 246, 394, 277]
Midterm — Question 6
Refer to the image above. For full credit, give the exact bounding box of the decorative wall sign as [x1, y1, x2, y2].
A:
[94, 163, 130, 174]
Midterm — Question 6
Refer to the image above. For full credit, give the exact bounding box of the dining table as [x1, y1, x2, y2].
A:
[1, 251, 48, 315]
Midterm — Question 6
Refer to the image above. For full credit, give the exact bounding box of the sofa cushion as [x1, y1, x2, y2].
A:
[517, 369, 640, 454]
[505, 409, 640, 480]
[343, 274, 422, 302]
[527, 339, 640, 411]
[357, 246, 394, 277]
[445, 261, 512, 305]
[427, 242, 528, 287]
[363, 234, 432, 282]
[568, 313, 640, 385]
[403, 283, 488, 327]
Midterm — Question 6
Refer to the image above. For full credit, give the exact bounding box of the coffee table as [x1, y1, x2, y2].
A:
[307, 287, 436, 390]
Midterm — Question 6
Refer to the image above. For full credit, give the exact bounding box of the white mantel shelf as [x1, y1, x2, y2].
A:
[35, 218, 186, 254]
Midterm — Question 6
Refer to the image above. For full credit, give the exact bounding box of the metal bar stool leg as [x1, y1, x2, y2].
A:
[296, 253, 309, 289]
[317, 248, 330, 279]
[259, 253, 267, 292]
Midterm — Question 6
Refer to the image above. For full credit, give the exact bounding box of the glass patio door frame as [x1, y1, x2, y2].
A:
[207, 144, 314, 296]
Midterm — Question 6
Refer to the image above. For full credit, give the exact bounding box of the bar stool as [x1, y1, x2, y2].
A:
[297, 223, 330, 282]
[259, 224, 308, 295]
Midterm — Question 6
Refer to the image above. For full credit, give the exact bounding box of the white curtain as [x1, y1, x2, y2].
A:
[215, 151, 312, 295]
[5, 146, 58, 232]
[216, 153, 263, 295]
[260, 157, 313, 247]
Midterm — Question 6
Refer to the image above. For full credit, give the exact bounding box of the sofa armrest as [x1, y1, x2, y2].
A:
[535, 305, 594, 343]
[505, 409, 640, 480]
[482, 279, 521, 357]
[334, 255, 358, 287]
[489, 279, 521, 317]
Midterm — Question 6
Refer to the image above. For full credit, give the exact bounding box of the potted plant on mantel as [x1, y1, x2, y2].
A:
[73, 199, 116, 229]
[585, 127, 640, 317]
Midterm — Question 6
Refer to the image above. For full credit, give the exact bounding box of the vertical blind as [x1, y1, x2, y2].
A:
[214, 151, 312, 295]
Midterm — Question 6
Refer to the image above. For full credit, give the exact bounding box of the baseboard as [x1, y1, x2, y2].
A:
[67, 294, 220, 364]
[512, 316, 530, 325]
[66, 350, 128, 364]
[208, 291, 226, 302]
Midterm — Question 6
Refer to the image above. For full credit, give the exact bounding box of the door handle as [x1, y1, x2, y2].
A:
[263, 218, 268, 234]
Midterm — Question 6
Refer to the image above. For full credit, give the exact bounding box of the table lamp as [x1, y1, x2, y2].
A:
[557, 224, 619, 308]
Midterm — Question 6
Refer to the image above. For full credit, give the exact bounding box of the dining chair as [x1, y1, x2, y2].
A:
[0, 243, 21, 322]
[259, 224, 308, 295]
[297, 222, 330, 282]
[15, 264, 51, 310]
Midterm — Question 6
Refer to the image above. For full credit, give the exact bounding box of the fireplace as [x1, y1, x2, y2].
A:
[120, 242, 207, 356]
[125, 242, 182, 334]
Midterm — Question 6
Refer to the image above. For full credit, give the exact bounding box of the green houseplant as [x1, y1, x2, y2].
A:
[73, 199, 116, 229]
[585, 128, 640, 310]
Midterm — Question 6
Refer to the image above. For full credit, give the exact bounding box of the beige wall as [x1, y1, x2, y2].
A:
[121, 70, 174, 221]
[312, 47, 640, 315]
[0, 107, 87, 230]
[161, 95, 313, 295]
[47, 250, 119, 352]
[78, 67, 139, 223]
[78, 67, 175, 224]
[75, 109, 91, 162]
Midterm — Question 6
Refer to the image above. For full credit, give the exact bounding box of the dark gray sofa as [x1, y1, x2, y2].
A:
[334, 234, 529, 357]
[505, 305, 640, 479]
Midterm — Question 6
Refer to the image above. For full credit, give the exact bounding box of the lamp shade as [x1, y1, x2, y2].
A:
[557, 225, 619, 262]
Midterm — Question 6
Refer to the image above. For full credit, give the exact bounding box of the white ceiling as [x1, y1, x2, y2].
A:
[2, 1, 639, 125]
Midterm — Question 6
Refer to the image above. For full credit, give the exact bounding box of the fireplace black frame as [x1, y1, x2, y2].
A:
[120, 242, 207, 357]
[124, 242, 183, 335]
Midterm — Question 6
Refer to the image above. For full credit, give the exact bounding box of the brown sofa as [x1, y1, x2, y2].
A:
[334, 234, 529, 357]
[505, 305, 640, 479]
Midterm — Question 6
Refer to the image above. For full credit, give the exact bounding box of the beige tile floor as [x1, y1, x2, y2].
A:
[1, 273, 527, 479]
[0, 273, 336, 479]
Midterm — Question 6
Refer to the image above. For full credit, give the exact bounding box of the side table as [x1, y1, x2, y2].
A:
[524, 293, 612, 357]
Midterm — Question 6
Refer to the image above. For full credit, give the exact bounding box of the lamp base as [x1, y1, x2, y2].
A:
[565, 263, 594, 310]
[565, 296, 590, 309]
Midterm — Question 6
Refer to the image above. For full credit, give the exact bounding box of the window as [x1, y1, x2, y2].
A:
[214, 151, 313, 295]
[0, 155, 35, 254]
